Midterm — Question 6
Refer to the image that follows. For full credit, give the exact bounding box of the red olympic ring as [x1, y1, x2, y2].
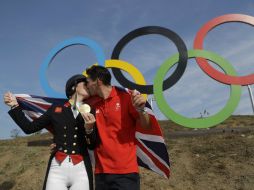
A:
[194, 14, 254, 85]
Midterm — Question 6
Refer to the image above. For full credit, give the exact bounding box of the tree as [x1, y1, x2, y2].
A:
[10, 128, 21, 138]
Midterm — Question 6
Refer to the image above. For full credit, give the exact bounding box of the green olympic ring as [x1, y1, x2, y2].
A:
[154, 49, 242, 128]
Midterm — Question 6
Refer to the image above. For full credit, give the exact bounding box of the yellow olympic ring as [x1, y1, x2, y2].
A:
[82, 59, 147, 99]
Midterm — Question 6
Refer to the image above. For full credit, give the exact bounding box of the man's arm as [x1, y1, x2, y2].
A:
[136, 108, 151, 129]
[131, 90, 152, 129]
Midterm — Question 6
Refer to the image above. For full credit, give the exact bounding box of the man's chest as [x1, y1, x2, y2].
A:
[95, 97, 135, 129]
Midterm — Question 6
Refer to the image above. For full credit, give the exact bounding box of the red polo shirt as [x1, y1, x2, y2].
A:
[94, 87, 139, 174]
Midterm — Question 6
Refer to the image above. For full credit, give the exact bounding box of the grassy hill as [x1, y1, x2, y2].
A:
[0, 115, 253, 190]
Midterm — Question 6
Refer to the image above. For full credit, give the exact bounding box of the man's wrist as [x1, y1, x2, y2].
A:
[136, 107, 147, 115]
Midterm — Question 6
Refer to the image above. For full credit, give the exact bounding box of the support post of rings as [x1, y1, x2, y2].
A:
[247, 85, 254, 114]
[149, 96, 156, 110]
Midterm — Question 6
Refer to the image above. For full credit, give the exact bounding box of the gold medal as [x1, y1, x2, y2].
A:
[79, 104, 91, 113]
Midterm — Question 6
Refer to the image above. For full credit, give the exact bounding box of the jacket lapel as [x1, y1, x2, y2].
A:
[63, 100, 84, 125]
[76, 113, 84, 124]
[63, 102, 76, 125]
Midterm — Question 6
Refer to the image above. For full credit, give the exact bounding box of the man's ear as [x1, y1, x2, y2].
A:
[97, 79, 103, 86]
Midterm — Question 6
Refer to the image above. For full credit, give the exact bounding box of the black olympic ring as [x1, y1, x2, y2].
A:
[111, 26, 188, 94]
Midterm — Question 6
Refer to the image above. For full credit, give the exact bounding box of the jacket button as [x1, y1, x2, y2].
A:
[75, 127, 78, 130]
[64, 142, 67, 145]
[74, 135, 77, 138]
[72, 150, 76, 154]
[64, 149, 67, 153]
[64, 134, 67, 138]
[73, 143, 76, 146]
[64, 126, 67, 129]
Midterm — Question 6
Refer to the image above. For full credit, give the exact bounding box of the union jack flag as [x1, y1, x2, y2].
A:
[15, 91, 170, 178]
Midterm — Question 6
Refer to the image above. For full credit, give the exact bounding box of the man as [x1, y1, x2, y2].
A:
[4, 74, 96, 190]
[85, 65, 152, 190]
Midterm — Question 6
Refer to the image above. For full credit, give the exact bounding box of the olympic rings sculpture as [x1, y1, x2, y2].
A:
[39, 14, 254, 128]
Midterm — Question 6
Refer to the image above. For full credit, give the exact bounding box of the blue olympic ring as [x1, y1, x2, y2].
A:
[39, 37, 105, 98]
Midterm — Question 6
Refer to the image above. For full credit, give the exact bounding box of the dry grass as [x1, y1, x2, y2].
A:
[0, 115, 253, 190]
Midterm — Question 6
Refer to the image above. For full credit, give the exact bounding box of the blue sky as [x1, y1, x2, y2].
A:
[0, 0, 254, 139]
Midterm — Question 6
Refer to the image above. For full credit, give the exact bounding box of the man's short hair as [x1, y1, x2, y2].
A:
[86, 65, 111, 85]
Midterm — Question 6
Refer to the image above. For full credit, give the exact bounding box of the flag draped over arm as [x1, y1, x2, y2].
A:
[15, 93, 170, 178]
[123, 87, 170, 178]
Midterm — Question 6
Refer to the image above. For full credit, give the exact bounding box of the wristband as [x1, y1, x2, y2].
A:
[136, 108, 147, 114]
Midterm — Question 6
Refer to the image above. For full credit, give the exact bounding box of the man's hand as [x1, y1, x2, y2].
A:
[3, 92, 18, 107]
[131, 89, 151, 129]
[81, 112, 96, 130]
[131, 89, 146, 111]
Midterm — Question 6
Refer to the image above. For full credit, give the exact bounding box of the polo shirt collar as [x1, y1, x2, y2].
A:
[93, 86, 117, 104]
[106, 86, 117, 99]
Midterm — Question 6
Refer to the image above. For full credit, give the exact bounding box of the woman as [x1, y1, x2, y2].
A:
[4, 74, 96, 190]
